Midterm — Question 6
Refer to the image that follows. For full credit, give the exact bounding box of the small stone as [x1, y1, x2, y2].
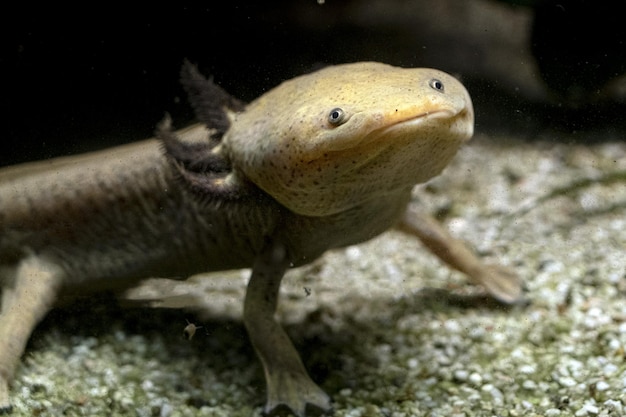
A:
[480, 383, 504, 406]
[575, 403, 599, 416]
[602, 363, 618, 376]
[594, 380, 609, 392]
[558, 376, 577, 388]
[407, 358, 419, 369]
[454, 369, 469, 381]
[468, 372, 483, 385]
[603, 399, 623, 414]
[160, 403, 173, 417]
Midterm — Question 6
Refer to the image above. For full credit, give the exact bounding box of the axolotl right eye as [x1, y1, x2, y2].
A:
[327, 107, 346, 126]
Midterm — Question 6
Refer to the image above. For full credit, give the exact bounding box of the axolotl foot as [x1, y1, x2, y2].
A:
[0, 381, 12, 415]
[263, 368, 331, 416]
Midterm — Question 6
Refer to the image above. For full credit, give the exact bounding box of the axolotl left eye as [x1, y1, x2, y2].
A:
[429, 78, 445, 92]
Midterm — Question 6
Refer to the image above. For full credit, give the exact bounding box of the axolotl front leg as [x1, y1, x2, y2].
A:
[244, 240, 331, 417]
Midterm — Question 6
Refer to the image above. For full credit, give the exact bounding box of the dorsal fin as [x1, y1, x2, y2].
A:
[179, 60, 245, 137]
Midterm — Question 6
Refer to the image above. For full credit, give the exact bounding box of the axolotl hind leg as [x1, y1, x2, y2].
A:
[399, 206, 524, 304]
[0, 256, 64, 413]
[244, 241, 331, 417]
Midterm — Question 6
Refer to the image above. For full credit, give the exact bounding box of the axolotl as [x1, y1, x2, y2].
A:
[0, 62, 522, 416]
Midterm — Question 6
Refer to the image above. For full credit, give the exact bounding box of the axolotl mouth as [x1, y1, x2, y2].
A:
[302, 105, 475, 194]
[318, 105, 474, 163]
[368, 109, 474, 141]
[373, 107, 474, 143]
[308, 99, 474, 158]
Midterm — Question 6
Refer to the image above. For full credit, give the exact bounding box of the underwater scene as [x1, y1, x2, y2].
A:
[1, 1, 625, 416]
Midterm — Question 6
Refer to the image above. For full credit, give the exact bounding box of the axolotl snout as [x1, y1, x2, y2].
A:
[0, 62, 521, 416]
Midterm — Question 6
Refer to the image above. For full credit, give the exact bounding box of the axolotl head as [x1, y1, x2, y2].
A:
[224, 61, 474, 217]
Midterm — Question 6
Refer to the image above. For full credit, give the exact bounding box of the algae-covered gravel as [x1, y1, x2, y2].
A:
[8, 136, 626, 416]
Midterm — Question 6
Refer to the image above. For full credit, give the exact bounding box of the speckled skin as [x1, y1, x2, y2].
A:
[225, 63, 474, 216]
[0, 62, 521, 416]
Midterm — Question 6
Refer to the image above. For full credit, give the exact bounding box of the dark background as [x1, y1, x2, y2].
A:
[2, 0, 624, 167]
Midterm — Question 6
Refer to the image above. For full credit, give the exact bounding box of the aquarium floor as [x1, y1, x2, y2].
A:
[9, 134, 626, 417]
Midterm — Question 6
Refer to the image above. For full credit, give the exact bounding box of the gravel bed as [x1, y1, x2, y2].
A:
[7, 135, 626, 416]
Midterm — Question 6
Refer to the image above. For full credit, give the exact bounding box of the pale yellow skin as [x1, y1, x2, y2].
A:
[0, 62, 521, 416]
[225, 63, 474, 216]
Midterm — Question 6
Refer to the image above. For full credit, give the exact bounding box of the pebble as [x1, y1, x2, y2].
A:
[453, 369, 469, 381]
[519, 364, 536, 374]
[575, 403, 599, 416]
[594, 380, 609, 392]
[603, 399, 623, 414]
[468, 372, 483, 385]
[557, 376, 577, 388]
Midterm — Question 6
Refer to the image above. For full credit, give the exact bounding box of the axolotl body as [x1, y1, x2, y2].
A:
[0, 62, 521, 416]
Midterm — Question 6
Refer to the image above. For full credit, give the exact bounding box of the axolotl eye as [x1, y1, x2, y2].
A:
[327, 107, 346, 126]
[429, 78, 445, 92]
